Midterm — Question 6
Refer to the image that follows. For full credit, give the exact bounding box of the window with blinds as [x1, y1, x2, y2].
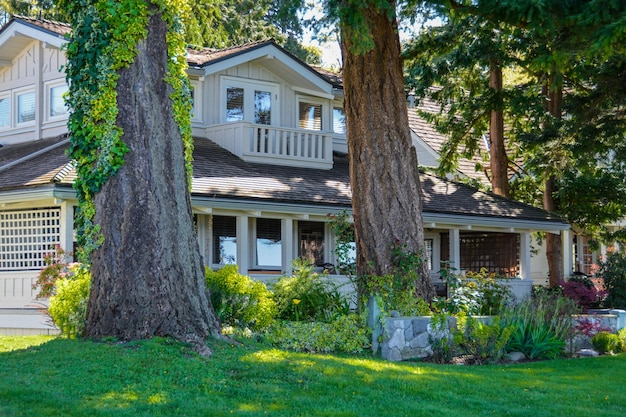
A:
[333, 106, 346, 134]
[0, 97, 9, 128]
[256, 218, 282, 267]
[226, 87, 244, 122]
[0, 208, 61, 271]
[50, 85, 68, 117]
[212, 215, 237, 265]
[298, 221, 324, 266]
[298, 101, 322, 130]
[17, 91, 35, 124]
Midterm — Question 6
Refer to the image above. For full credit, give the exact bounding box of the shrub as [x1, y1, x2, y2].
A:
[617, 328, 626, 351]
[559, 277, 606, 312]
[272, 259, 350, 322]
[32, 245, 75, 299]
[500, 288, 580, 359]
[599, 251, 626, 309]
[48, 264, 90, 338]
[205, 265, 277, 331]
[433, 268, 512, 316]
[458, 316, 514, 364]
[591, 331, 622, 354]
[427, 313, 461, 363]
[263, 314, 371, 354]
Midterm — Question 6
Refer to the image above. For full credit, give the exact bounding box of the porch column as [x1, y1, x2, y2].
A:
[448, 228, 461, 272]
[282, 218, 294, 275]
[519, 232, 531, 280]
[236, 215, 249, 275]
[59, 201, 74, 254]
[561, 229, 572, 278]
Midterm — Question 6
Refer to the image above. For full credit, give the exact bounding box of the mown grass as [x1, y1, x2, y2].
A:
[0, 335, 623, 416]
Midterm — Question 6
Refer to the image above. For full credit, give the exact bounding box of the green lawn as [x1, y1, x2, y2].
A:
[0, 335, 623, 417]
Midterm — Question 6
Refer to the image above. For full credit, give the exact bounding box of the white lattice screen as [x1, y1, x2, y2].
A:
[0, 208, 61, 271]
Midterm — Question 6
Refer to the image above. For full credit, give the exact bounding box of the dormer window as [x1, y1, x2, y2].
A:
[333, 106, 346, 135]
[46, 82, 69, 120]
[221, 76, 278, 125]
[16, 90, 35, 124]
[0, 95, 9, 128]
[298, 99, 322, 130]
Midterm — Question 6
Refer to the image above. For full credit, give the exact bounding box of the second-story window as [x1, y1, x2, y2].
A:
[16, 90, 35, 124]
[298, 100, 322, 130]
[222, 76, 279, 125]
[0, 95, 9, 128]
[333, 106, 346, 135]
[49, 84, 69, 118]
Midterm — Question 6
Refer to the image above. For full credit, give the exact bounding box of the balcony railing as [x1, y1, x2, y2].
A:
[205, 122, 334, 170]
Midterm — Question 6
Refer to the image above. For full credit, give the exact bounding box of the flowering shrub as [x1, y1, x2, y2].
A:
[48, 264, 90, 338]
[272, 259, 350, 323]
[32, 245, 76, 299]
[263, 314, 371, 354]
[206, 265, 277, 331]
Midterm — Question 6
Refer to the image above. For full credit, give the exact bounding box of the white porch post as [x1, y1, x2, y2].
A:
[561, 229, 572, 278]
[59, 201, 74, 254]
[519, 231, 531, 280]
[237, 215, 249, 275]
[282, 218, 294, 275]
[449, 228, 460, 272]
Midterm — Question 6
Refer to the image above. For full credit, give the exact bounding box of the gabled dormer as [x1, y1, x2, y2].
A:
[187, 40, 345, 170]
[0, 16, 70, 146]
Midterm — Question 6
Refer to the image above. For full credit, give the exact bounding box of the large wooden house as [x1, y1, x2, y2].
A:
[0, 17, 571, 321]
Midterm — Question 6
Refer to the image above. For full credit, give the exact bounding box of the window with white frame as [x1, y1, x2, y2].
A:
[298, 221, 324, 266]
[189, 80, 202, 122]
[212, 215, 237, 265]
[255, 218, 282, 268]
[221, 77, 278, 125]
[47, 83, 69, 119]
[298, 98, 323, 130]
[0, 208, 61, 271]
[332, 106, 346, 135]
[16, 89, 35, 124]
[0, 94, 9, 128]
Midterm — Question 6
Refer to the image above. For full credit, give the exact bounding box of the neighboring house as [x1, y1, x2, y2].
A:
[0, 16, 570, 314]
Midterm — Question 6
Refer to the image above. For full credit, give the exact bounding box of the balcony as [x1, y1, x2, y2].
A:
[205, 123, 334, 170]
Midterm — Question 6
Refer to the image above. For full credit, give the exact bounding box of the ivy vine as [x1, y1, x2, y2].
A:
[63, 0, 194, 262]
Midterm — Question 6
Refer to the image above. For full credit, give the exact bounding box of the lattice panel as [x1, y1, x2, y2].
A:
[440, 232, 520, 277]
[0, 208, 61, 271]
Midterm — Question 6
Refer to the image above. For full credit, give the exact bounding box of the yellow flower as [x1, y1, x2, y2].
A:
[292, 299, 301, 305]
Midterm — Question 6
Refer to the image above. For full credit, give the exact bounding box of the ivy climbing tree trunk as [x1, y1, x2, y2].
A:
[339, 1, 435, 301]
[64, 1, 222, 354]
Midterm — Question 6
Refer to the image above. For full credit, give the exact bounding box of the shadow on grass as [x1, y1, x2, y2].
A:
[0, 337, 624, 417]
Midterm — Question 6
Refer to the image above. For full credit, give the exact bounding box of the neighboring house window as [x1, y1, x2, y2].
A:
[212, 215, 237, 265]
[221, 76, 278, 125]
[298, 221, 324, 266]
[0, 95, 9, 128]
[48, 83, 69, 119]
[256, 218, 282, 268]
[0, 208, 61, 271]
[333, 106, 346, 135]
[16, 90, 35, 124]
[298, 100, 322, 130]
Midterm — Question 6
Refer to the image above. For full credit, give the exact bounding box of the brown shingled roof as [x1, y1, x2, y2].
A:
[7, 15, 71, 37]
[0, 137, 564, 225]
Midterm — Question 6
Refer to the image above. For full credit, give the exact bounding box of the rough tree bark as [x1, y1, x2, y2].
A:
[340, 2, 435, 300]
[85, 10, 222, 352]
[488, 61, 510, 198]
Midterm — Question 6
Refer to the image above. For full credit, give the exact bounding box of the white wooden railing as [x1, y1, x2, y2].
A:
[205, 122, 334, 170]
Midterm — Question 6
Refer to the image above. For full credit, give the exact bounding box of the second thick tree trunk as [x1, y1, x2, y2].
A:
[340, 3, 435, 300]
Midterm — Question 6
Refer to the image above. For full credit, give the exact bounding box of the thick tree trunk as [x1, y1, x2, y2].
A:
[340, 4, 435, 300]
[542, 79, 564, 286]
[489, 61, 510, 198]
[85, 10, 221, 352]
